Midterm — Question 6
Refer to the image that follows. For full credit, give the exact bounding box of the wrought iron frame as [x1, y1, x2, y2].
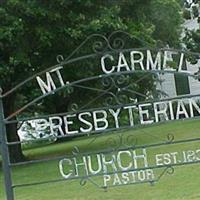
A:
[1, 31, 200, 199]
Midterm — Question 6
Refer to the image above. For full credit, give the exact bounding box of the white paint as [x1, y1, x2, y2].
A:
[154, 101, 169, 122]
[117, 151, 132, 171]
[103, 175, 111, 187]
[124, 105, 136, 126]
[50, 66, 65, 86]
[101, 54, 115, 74]
[121, 172, 130, 184]
[87, 154, 102, 175]
[59, 158, 73, 179]
[178, 53, 186, 72]
[169, 100, 175, 120]
[146, 50, 161, 70]
[49, 116, 64, 135]
[132, 149, 148, 169]
[117, 52, 130, 72]
[103, 170, 155, 187]
[176, 100, 189, 119]
[130, 51, 144, 70]
[19, 97, 200, 138]
[36, 72, 56, 94]
[93, 110, 108, 131]
[189, 98, 200, 117]
[155, 149, 200, 166]
[73, 157, 89, 177]
[78, 112, 93, 133]
[109, 109, 121, 128]
[64, 114, 79, 134]
[34, 119, 49, 132]
[113, 173, 122, 185]
[36, 66, 65, 94]
[101, 154, 117, 173]
[138, 103, 154, 125]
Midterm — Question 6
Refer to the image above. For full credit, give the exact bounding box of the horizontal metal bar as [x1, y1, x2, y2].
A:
[13, 175, 155, 190]
[2, 53, 98, 99]
[2, 46, 200, 99]
[10, 134, 200, 167]
[6, 114, 200, 146]
[12, 178, 68, 189]
[7, 126, 126, 146]
[4, 50, 200, 120]
[12, 159, 200, 189]
[5, 88, 200, 124]
[10, 155, 68, 167]
[5, 68, 195, 120]
[105, 179, 155, 189]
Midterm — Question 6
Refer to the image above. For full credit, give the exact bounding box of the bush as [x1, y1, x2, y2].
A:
[192, 5, 199, 18]
[183, 9, 191, 20]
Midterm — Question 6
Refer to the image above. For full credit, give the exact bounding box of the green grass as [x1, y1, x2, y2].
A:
[1, 119, 200, 200]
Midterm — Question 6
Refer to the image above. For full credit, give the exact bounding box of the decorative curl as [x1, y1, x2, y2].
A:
[63, 34, 109, 61]
[111, 37, 125, 50]
[56, 55, 64, 64]
[103, 92, 120, 106]
[80, 178, 87, 186]
[104, 95, 114, 106]
[166, 166, 175, 175]
[102, 77, 114, 88]
[125, 135, 137, 148]
[116, 75, 130, 86]
[72, 146, 80, 156]
[106, 137, 120, 150]
[92, 41, 108, 53]
[108, 31, 132, 50]
[70, 103, 79, 112]
[157, 166, 175, 182]
[116, 92, 129, 104]
[166, 133, 174, 143]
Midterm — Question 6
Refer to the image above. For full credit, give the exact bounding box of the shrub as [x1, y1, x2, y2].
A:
[183, 9, 192, 20]
[192, 5, 199, 18]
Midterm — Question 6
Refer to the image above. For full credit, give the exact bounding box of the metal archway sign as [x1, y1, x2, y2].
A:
[1, 31, 200, 200]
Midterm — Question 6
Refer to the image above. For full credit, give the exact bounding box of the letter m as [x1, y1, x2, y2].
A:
[36, 72, 56, 94]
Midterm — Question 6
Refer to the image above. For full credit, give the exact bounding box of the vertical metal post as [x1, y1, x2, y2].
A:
[0, 89, 14, 200]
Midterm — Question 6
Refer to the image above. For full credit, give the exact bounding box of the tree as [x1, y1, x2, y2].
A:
[0, 0, 183, 162]
[149, 0, 183, 47]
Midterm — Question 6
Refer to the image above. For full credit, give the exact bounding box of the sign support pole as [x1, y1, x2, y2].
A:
[0, 89, 14, 200]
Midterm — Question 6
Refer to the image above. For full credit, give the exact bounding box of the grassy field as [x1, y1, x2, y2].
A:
[1, 119, 200, 200]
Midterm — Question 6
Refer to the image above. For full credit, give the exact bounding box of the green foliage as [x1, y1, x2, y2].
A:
[0, 1, 184, 155]
[149, 0, 183, 47]
[0, 1, 123, 88]
[184, 29, 200, 52]
[0, 0, 183, 89]
[192, 5, 199, 18]
[183, 8, 192, 20]
[0, 1, 181, 85]
[1, 119, 200, 199]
